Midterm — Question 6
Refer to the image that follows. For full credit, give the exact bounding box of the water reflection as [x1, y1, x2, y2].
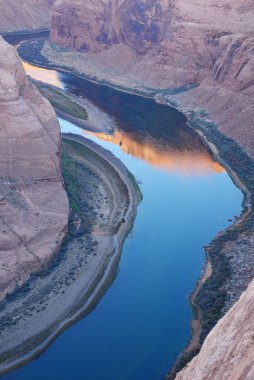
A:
[86, 129, 224, 174]
[21, 59, 224, 175]
[22, 62, 63, 89]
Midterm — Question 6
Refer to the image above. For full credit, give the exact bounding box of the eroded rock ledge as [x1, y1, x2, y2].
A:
[0, 37, 69, 301]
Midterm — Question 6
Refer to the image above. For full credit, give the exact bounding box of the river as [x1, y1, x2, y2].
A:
[3, 39, 243, 380]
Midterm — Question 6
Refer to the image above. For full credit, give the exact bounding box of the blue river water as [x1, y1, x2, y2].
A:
[3, 62, 243, 380]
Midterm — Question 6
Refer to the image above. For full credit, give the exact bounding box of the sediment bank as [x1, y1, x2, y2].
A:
[0, 135, 140, 376]
[31, 79, 114, 133]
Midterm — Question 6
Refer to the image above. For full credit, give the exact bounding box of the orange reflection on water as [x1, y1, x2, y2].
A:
[22, 62, 63, 89]
[21, 61, 224, 175]
[86, 130, 224, 175]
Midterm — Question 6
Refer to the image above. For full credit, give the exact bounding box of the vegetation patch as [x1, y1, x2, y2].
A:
[189, 111, 254, 334]
[35, 82, 88, 120]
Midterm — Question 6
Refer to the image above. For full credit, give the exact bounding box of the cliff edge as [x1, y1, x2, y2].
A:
[0, 36, 69, 301]
[175, 277, 254, 380]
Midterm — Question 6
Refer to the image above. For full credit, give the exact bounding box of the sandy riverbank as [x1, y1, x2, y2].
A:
[183, 128, 253, 353]
[54, 97, 115, 134]
[0, 134, 140, 376]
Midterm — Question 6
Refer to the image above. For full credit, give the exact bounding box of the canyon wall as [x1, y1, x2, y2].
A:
[0, 0, 55, 34]
[0, 37, 69, 301]
[49, 0, 254, 158]
[50, 0, 173, 54]
[50, 0, 254, 87]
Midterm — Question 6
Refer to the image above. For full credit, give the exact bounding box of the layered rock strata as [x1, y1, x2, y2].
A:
[0, 37, 69, 301]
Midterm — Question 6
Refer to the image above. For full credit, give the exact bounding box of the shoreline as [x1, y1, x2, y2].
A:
[24, 56, 155, 99]
[165, 126, 252, 379]
[15, 37, 157, 99]
[7, 32, 254, 378]
[2, 29, 49, 37]
[30, 79, 114, 134]
[0, 134, 140, 377]
[165, 107, 254, 378]
[181, 127, 252, 359]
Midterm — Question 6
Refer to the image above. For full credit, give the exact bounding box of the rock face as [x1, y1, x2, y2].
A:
[51, 0, 173, 54]
[0, 0, 55, 34]
[50, 0, 254, 85]
[175, 278, 254, 380]
[50, 0, 254, 158]
[0, 37, 69, 301]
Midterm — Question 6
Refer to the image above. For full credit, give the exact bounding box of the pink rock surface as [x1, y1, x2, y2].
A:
[175, 277, 254, 380]
[0, 37, 69, 301]
[0, 0, 55, 33]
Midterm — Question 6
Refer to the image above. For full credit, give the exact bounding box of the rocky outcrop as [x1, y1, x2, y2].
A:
[0, 37, 69, 301]
[175, 277, 254, 380]
[0, 0, 55, 34]
[165, 29, 254, 159]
